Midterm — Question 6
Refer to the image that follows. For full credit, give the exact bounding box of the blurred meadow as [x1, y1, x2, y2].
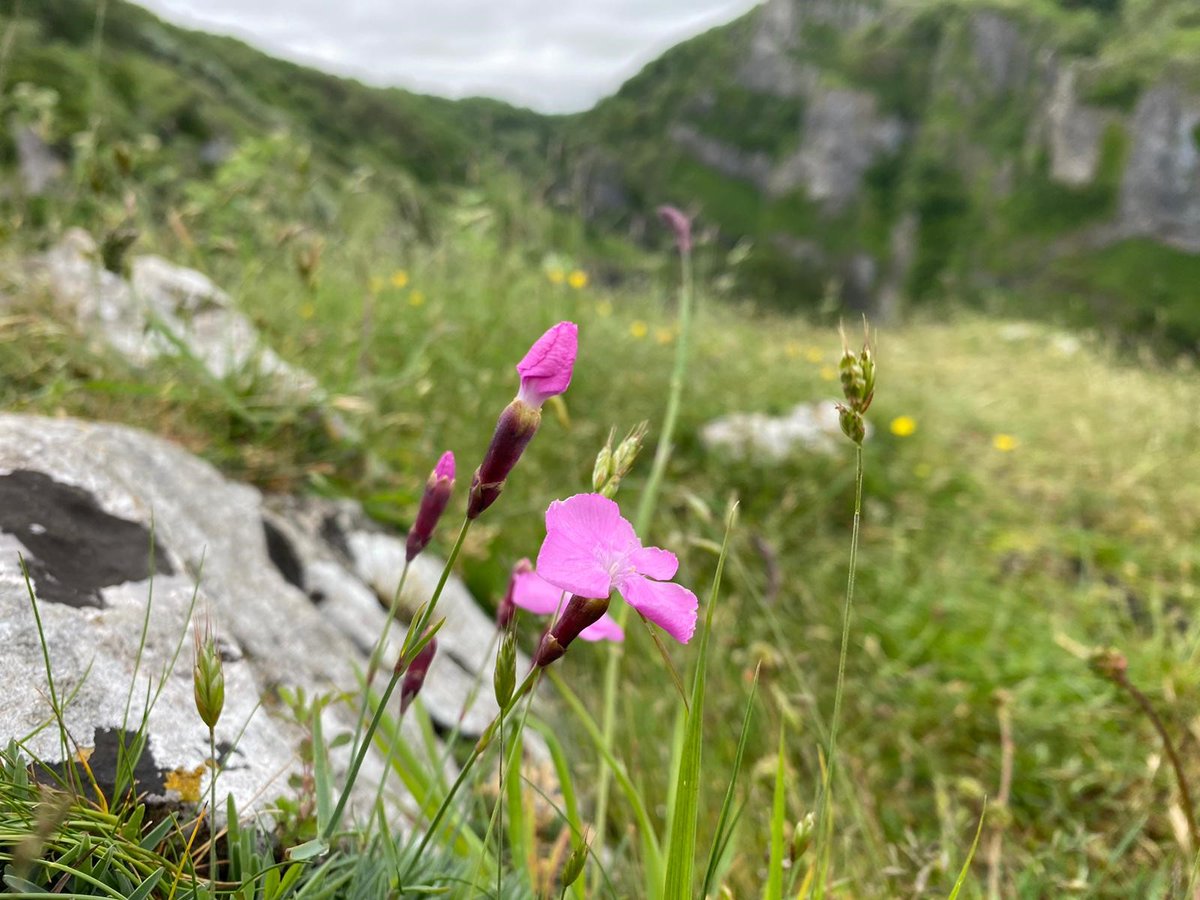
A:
[3, 1, 1200, 897]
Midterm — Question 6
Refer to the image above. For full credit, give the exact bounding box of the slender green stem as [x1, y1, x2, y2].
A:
[815, 442, 865, 896]
[412, 669, 539, 862]
[323, 520, 470, 843]
[348, 561, 411, 763]
[594, 244, 694, 859]
[208, 726, 218, 890]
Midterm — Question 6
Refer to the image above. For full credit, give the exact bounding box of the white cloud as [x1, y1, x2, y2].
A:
[135, 0, 761, 112]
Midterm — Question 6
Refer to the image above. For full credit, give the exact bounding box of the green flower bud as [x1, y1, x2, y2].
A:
[790, 812, 815, 862]
[592, 439, 614, 494]
[193, 617, 225, 731]
[837, 404, 865, 445]
[494, 629, 517, 709]
[561, 834, 590, 888]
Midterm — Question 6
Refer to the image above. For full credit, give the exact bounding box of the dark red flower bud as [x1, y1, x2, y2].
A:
[467, 399, 541, 519]
[533, 595, 611, 667]
[399, 635, 437, 713]
[406, 452, 455, 562]
[497, 558, 533, 630]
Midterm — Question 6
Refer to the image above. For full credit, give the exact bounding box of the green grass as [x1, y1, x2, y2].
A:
[4, 3, 1200, 895]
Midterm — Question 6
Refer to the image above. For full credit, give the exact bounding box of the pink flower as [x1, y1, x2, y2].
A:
[656, 205, 693, 255]
[406, 451, 455, 562]
[467, 322, 579, 519]
[512, 568, 624, 642]
[535, 493, 698, 644]
[516, 321, 578, 408]
[399, 634, 437, 713]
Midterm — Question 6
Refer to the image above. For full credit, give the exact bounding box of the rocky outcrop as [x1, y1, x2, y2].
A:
[1117, 84, 1200, 251]
[770, 87, 904, 211]
[0, 414, 517, 822]
[1044, 67, 1113, 187]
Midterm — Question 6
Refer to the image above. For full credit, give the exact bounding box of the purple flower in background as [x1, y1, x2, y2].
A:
[656, 205, 692, 255]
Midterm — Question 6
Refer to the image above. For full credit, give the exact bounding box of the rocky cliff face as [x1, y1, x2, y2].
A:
[581, 0, 1200, 332]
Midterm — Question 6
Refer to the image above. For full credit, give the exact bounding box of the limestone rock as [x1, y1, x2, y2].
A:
[0, 414, 515, 822]
[700, 400, 869, 461]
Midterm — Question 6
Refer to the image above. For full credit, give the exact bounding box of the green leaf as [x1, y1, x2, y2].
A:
[312, 703, 333, 837]
[286, 838, 330, 861]
[663, 501, 736, 900]
[126, 866, 165, 900]
[764, 724, 787, 900]
[702, 666, 760, 897]
[947, 804, 988, 900]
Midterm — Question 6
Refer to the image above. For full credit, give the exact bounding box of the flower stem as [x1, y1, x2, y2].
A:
[412, 668, 539, 863]
[1112, 667, 1200, 852]
[348, 561, 411, 764]
[208, 725, 218, 890]
[323, 519, 470, 843]
[594, 244, 695, 856]
[815, 442, 865, 895]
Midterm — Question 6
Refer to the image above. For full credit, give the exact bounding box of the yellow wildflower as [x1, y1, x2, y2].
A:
[785, 341, 801, 359]
[299, 302, 316, 320]
[889, 416, 916, 437]
[409, 290, 426, 307]
[655, 327, 674, 345]
[390, 269, 409, 289]
[547, 268, 566, 285]
[369, 275, 384, 295]
[819, 365, 837, 382]
[596, 300, 613, 318]
[993, 433, 1018, 452]
[804, 347, 823, 364]
[630, 320, 649, 339]
[568, 269, 588, 289]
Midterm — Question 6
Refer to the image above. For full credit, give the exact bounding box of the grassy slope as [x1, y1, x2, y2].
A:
[571, 0, 1200, 350]
[2, 2, 1200, 895]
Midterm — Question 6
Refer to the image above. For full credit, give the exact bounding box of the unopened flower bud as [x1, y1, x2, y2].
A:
[399, 634, 437, 714]
[837, 404, 865, 445]
[494, 630, 517, 709]
[534, 595, 611, 667]
[468, 323, 578, 519]
[406, 451, 456, 562]
[592, 437, 614, 494]
[193, 617, 225, 731]
[561, 833, 591, 888]
[790, 812, 815, 862]
[1089, 647, 1128, 683]
[496, 558, 532, 629]
[468, 400, 541, 519]
[656, 204, 693, 255]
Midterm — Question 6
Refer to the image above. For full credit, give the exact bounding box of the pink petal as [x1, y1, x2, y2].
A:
[516, 322, 578, 407]
[536, 526, 613, 599]
[433, 450, 455, 481]
[545, 493, 638, 557]
[617, 574, 698, 644]
[580, 612, 625, 642]
[629, 546, 678, 581]
[512, 571, 568, 615]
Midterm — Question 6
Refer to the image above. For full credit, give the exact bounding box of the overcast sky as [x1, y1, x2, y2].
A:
[135, 0, 762, 113]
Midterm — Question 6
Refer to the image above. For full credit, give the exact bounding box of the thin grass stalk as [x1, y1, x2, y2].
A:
[411, 668, 540, 865]
[815, 441, 864, 895]
[322, 521, 469, 843]
[347, 561, 411, 764]
[594, 242, 695, 862]
[208, 726, 218, 890]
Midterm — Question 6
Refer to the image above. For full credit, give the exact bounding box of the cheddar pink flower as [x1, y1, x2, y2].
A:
[516, 321, 578, 408]
[406, 451, 455, 562]
[535, 493, 698, 644]
[656, 205, 693, 255]
[512, 568, 625, 642]
[468, 322, 578, 519]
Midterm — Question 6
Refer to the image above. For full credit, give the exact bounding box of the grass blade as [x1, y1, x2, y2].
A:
[663, 500, 736, 899]
[702, 665, 760, 897]
[764, 724, 787, 900]
[947, 804, 987, 900]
